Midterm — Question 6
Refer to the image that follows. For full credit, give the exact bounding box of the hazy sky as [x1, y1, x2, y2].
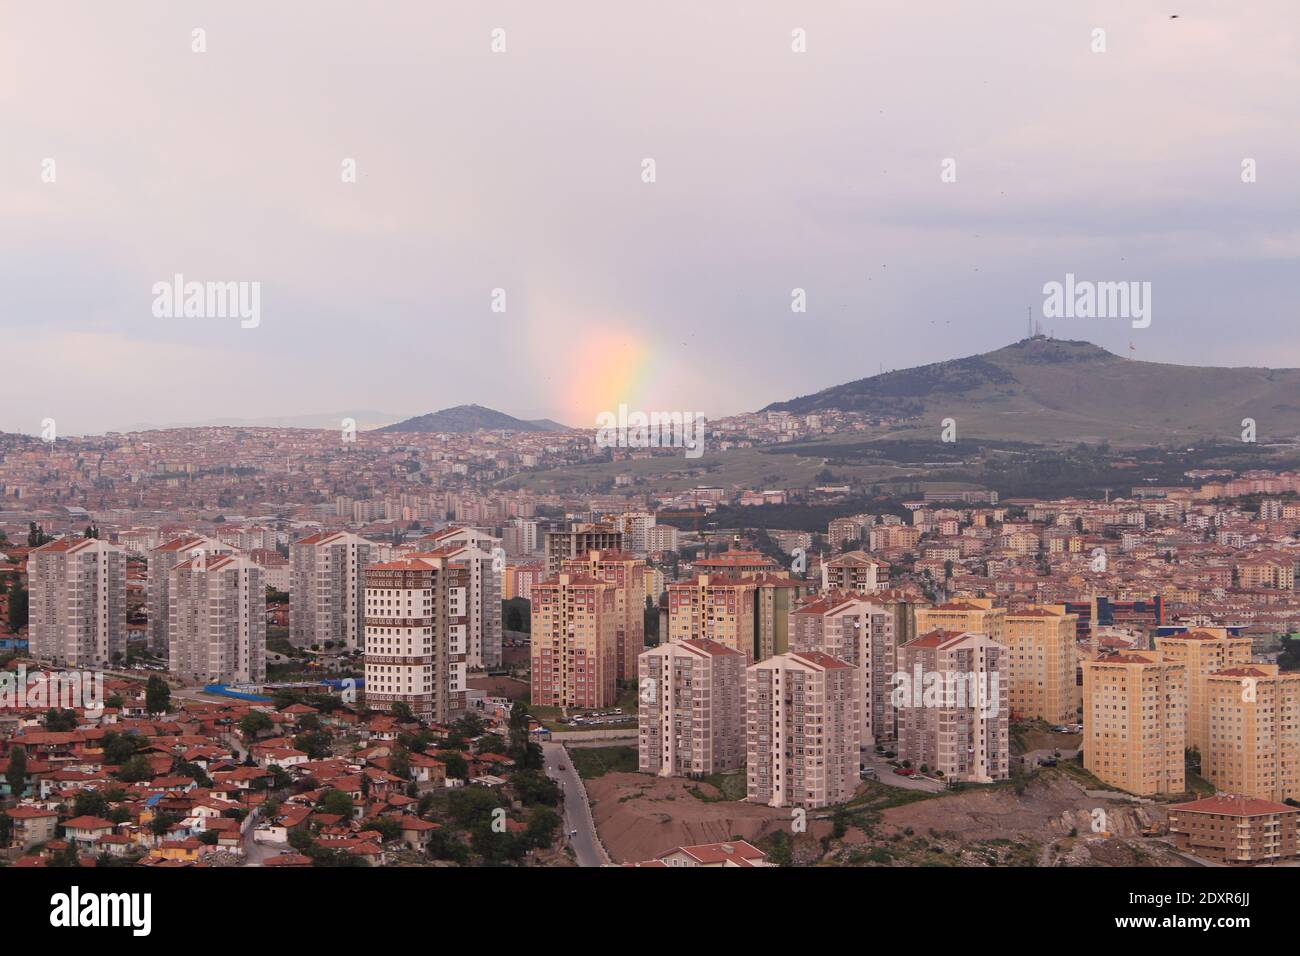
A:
[3, 1, 1299, 435]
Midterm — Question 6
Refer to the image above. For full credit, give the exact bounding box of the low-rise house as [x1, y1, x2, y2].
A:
[397, 816, 439, 850]
[62, 815, 116, 851]
[654, 841, 772, 868]
[264, 852, 312, 867]
[256, 747, 309, 770]
[5, 806, 58, 850]
[1168, 795, 1300, 865]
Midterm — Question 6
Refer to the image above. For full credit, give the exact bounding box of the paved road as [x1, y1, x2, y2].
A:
[860, 752, 944, 792]
[240, 813, 280, 866]
[1023, 747, 1079, 766]
[542, 741, 606, 867]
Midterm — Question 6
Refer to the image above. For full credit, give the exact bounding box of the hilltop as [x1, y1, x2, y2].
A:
[377, 404, 570, 434]
[762, 337, 1300, 444]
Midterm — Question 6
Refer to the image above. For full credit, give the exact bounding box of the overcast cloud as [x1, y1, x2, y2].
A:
[2, 1, 1298, 434]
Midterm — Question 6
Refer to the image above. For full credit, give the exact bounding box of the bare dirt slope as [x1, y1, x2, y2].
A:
[587, 772, 822, 863]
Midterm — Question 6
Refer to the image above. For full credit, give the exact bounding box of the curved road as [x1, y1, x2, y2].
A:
[542, 741, 606, 867]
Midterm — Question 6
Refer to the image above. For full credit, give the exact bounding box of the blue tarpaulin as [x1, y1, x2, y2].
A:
[202, 683, 274, 703]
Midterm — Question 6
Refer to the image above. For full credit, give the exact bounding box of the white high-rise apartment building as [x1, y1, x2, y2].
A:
[364, 556, 468, 721]
[503, 518, 542, 557]
[290, 531, 373, 651]
[28, 537, 127, 668]
[168, 553, 266, 684]
[414, 527, 502, 669]
[638, 638, 746, 777]
[897, 630, 1010, 783]
[790, 591, 894, 747]
[645, 524, 679, 554]
[148, 535, 239, 657]
[615, 511, 656, 556]
[746, 651, 861, 808]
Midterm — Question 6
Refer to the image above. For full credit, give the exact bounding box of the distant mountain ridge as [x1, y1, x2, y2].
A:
[762, 337, 1300, 444]
[377, 404, 570, 434]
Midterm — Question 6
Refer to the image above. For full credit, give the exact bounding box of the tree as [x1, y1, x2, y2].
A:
[293, 729, 332, 760]
[74, 791, 109, 818]
[52, 842, 80, 867]
[510, 769, 560, 807]
[268, 766, 293, 790]
[44, 708, 78, 732]
[388, 750, 411, 781]
[440, 752, 469, 780]
[320, 789, 354, 818]
[508, 700, 529, 734]
[102, 731, 142, 765]
[6, 744, 27, 797]
[239, 710, 273, 741]
[453, 713, 485, 739]
[149, 811, 178, 837]
[370, 816, 401, 842]
[145, 675, 171, 715]
[426, 828, 470, 863]
[6, 577, 27, 634]
[831, 808, 848, 840]
[503, 597, 531, 634]
[766, 830, 792, 866]
[523, 806, 560, 850]
[390, 702, 414, 722]
[118, 754, 153, 783]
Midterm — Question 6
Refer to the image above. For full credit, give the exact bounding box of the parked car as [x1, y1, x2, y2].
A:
[893, 767, 915, 776]
[860, 767, 878, 780]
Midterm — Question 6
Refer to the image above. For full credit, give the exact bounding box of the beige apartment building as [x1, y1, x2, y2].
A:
[752, 575, 811, 662]
[638, 638, 746, 777]
[746, 650, 861, 808]
[1082, 652, 1186, 796]
[822, 551, 887, 593]
[363, 557, 468, 722]
[290, 531, 374, 651]
[168, 553, 266, 684]
[561, 549, 646, 682]
[148, 535, 239, 657]
[1236, 558, 1294, 590]
[28, 536, 127, 668]
[896, 630, 1010, 782]
[666, 574, 757, 661]
[1155, 628, 1252, 755]
[1168, 795, 1300, 865]
[914, 597, 1006, 645]
[530, 574, 619, 710]
[1003, 604, 1079, 724]
[1205, 665, 1300, 803]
